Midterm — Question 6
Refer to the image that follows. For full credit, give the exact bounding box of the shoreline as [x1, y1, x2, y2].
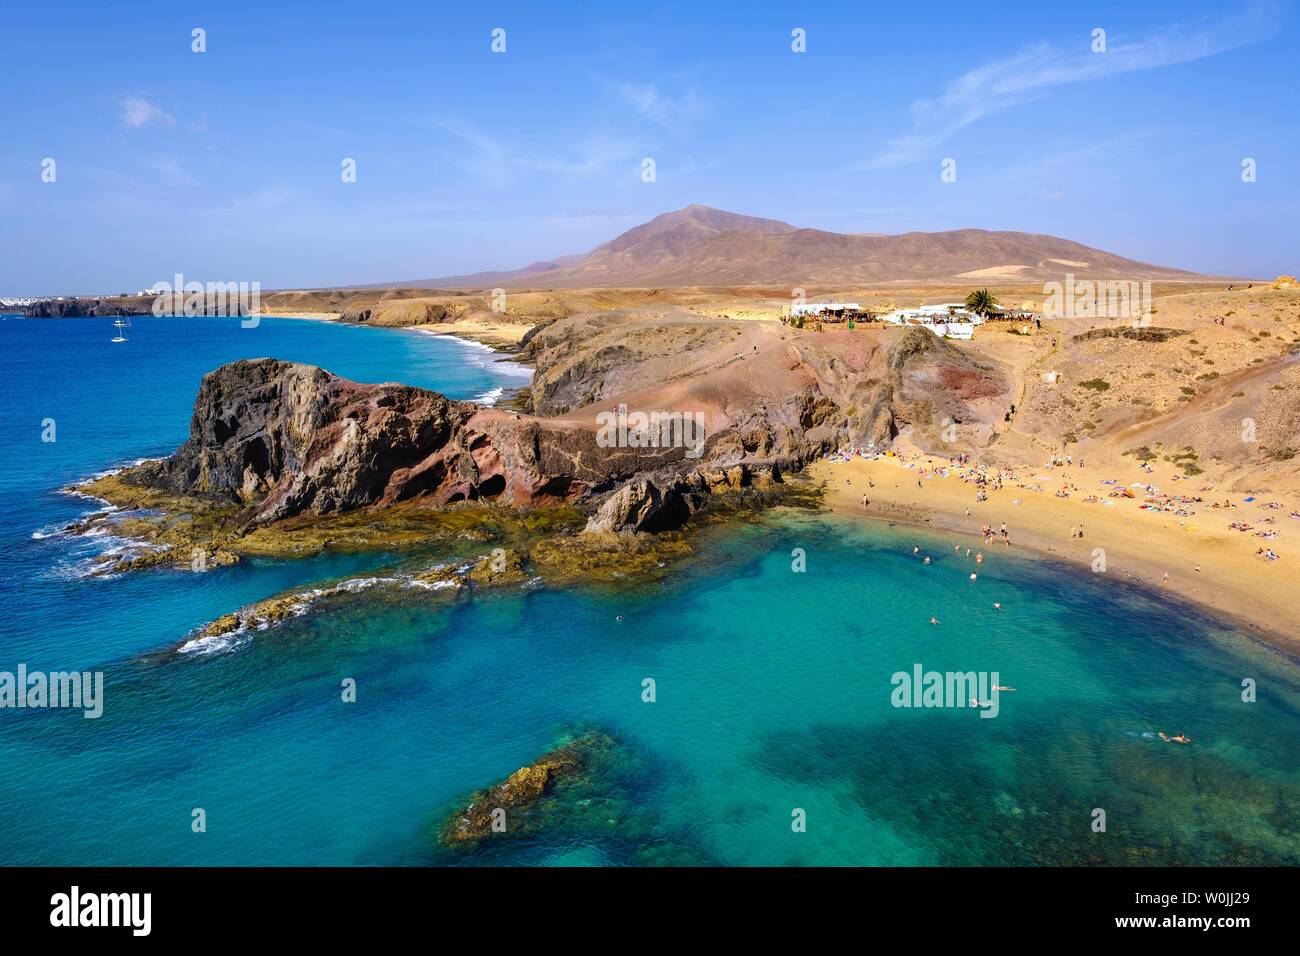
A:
[809, 455, 1300, 657]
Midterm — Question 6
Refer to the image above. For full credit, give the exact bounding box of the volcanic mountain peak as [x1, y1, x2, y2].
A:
[390, 204, 1210, 289]
[599, 203, 798, 253]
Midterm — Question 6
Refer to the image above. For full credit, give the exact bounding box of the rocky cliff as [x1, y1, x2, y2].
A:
[105, 314, 1011, 538]
[26, 296, 155, 317]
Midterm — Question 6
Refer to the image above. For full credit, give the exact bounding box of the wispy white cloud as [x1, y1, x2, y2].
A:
[144, 157, 195, 186]
[429, 118, 639, 186]
[119, 96, 175, 129]
[607, 81, 704, 128]
[865, 1, 1281, 167]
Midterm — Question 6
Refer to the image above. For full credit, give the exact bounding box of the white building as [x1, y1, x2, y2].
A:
[790, 300, 862, 318]
[877, 302, 983, 340]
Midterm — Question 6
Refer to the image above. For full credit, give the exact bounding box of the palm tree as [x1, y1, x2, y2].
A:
[965, 288, 1000, 317]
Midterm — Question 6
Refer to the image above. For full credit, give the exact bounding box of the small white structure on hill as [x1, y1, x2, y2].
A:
[878, 302, 983, 340]
[790, 300, 862, 318]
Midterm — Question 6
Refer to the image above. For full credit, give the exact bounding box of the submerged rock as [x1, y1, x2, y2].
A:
[438, 730, 621, 848]
[532, 530, 692, 584]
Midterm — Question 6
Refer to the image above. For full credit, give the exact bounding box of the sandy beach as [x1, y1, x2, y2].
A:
[409, 320, 533, 347]
[256, 309, 535, 349]
[811, 454, 1299, 654]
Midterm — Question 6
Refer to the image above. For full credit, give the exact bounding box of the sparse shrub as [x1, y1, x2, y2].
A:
[1078, 378, 1111, 391]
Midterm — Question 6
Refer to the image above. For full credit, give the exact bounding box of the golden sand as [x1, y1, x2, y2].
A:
[811, 454, 1299, 652]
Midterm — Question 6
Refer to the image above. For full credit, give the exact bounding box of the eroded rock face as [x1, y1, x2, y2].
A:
[583, 477, 699, 534]
[128, 359, 602, 525]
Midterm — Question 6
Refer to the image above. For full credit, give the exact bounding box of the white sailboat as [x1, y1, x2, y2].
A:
[111, 320, 128, 343]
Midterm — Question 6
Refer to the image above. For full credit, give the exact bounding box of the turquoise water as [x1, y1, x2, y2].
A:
[1, 314, 1297, 866]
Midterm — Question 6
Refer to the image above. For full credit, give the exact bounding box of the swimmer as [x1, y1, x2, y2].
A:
[970, 572, 977, 581]
[929, 617, 941, 625]
[914, 546, 920, 554]
[976, 552, 984, 564]
[1158, 732, 1191, 745]
[992, 684, 1015, 692]
[993, 602, 1001, 610]
[616, 616, 624, 622]
[923, 556, 932, 565]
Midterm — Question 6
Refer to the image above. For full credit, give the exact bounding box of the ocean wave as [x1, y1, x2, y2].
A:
[404, 577, 462, 591]
[472, 386, 504, 406]
[180, 575, 402, 655]
[177, 626, 254, 656]
[410, 327, 534, 379]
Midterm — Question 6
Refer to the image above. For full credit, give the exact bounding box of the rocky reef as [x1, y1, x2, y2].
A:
[439, 731, 608, 847]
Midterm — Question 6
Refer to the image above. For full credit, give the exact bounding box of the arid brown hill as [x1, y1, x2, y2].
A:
[388, 204, 1211, 289]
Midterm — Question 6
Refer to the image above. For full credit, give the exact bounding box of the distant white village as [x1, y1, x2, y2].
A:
[786, 299, 1035, 340]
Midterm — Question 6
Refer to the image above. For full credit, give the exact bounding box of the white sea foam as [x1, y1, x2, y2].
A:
[410, 327, 534, 379]
[472, 386, 504, 406]
[179, 575, 401, 655]
[404, 577, 461, 591]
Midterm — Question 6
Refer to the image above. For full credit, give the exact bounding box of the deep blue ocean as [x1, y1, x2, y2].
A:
[1, 313, 1297, 866]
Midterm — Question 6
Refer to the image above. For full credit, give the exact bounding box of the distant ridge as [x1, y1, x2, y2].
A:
[374, 204, 1211, 289]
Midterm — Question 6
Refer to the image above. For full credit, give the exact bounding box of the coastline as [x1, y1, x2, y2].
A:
[809, 456, 1300, 657]
[258, 309, 534, 349]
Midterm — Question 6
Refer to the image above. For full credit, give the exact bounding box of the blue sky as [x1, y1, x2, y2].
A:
[1, 0, 1296, 295]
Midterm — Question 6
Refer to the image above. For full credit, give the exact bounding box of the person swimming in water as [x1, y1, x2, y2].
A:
[929, 617, 941, 625]
[993, 602, 1002, 610]
[1158, 732, 1191, 744]
[992, 684, 1015, 692]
